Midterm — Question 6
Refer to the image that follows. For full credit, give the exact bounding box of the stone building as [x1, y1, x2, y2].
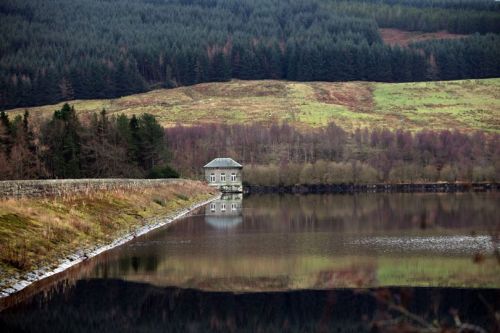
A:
[203, 157, 243, 193]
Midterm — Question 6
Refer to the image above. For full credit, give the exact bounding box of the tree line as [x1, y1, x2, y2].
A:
[165, 123, 499, 184]
[332, 0, 500, 33]
[348, 0, 500, 11]
[0, 105, 177, 179]
[1, 107, 498, 184]
[1, 0, 499, 109]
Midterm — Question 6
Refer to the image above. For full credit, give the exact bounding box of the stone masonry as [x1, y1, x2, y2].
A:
[0, 179, 183, 198]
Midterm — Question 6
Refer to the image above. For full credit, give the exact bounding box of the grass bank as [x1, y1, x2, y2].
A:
[7, 78, 500, 133]
[0, 180, 217, 293]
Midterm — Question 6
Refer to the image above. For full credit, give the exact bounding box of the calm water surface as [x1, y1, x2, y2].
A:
[89, 192, 500, 290]
[1, 192, 499, 332]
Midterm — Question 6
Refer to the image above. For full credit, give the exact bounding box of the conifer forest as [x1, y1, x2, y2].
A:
[1, 0, 499, 109]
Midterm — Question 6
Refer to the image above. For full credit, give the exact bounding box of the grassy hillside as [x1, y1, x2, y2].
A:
[7, 78, 500, 132]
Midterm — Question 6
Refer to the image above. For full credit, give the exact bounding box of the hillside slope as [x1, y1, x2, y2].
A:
[7, 78, 500, 132]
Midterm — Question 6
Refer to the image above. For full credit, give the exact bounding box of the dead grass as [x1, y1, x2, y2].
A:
[312, 82, 373, 112]
[0, 180, 216, 284]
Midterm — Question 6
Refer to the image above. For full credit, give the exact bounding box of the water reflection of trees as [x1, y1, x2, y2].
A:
[242, 193, 498, 233]
[1, 279, 499, 333]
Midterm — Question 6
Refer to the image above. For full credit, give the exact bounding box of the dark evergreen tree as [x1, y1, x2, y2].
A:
[128, 114, 142, 167]
[138, 113, 169, 170]
[0, 111, 13, 155]
[42, 103, 82, 178]
[209, 52, 231, 82]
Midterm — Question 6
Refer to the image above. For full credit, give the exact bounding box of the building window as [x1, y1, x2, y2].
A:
[210, 173, 216, 182]
[210, 203, 216, 212]
[220, 173, 226, 182]
[231, 203, 237, 211]
[221, 203, 226, 211]
[231, 173, 237, 182]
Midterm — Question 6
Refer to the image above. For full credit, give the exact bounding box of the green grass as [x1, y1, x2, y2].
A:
[373, 79, 500, 132]
[7, 78, 500, 132]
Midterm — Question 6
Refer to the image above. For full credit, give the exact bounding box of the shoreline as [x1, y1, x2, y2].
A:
[0, 193, 221, 300]
[244, 182, 499, 194]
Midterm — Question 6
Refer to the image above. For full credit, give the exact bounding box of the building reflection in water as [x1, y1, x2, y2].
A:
[204, 193, 243, 229]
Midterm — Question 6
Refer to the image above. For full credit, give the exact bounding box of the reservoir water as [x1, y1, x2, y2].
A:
[1, 192, 499, 332]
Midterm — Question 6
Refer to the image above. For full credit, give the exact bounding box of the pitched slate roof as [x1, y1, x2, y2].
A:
[204, 157, 242, 168]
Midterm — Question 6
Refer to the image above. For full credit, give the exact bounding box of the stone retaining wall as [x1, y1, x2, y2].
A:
[0, 179, 183, 198]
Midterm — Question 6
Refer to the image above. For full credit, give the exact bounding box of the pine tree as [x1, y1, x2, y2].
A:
[138, 113, 168, 171]
[0, 111, 13, 155]
[128, 114, 142, 168]
[43, 103, 82, 178]
[210, 52, 231, 82]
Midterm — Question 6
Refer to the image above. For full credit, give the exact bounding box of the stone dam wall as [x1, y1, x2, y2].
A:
[0, 179, 183, 198]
